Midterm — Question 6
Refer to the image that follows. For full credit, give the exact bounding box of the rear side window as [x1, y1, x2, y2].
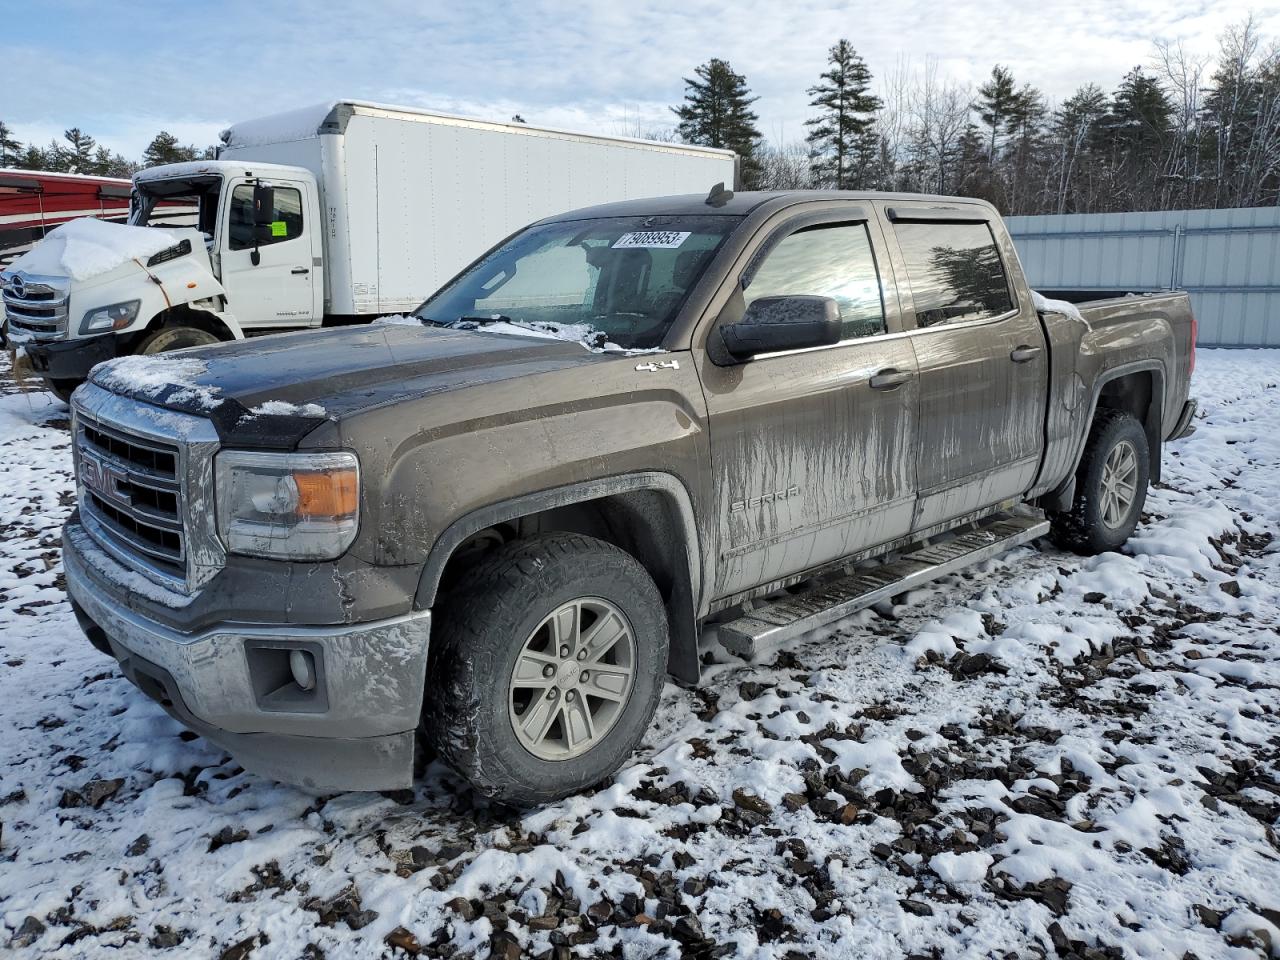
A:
[744, 223, 886, 341]
[228, 185, 303, 250]
[894, 221, 1013, 327]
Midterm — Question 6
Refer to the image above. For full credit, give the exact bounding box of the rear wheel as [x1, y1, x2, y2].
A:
[136, 325, 221, 354]
[1049, 408, 1150, 554]
[423, 533, 668, 805]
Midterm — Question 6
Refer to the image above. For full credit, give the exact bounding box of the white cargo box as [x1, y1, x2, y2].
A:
[218, 100, 739, 315]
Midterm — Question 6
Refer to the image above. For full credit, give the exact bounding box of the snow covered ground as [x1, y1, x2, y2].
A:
[1, 349, 1277, 959]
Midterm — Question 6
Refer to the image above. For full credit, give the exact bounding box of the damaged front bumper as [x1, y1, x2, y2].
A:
[63, 518, 432, 792]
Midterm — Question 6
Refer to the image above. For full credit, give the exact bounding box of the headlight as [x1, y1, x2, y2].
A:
[215, 450, 359, 560]
[80, 300, 141, 334]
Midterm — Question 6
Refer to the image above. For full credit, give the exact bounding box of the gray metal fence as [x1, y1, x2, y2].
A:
[1006, 206, 1280, 347]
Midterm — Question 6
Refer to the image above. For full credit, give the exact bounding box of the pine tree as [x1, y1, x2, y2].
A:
[805, 40, 882, 189]
[975, 66, 1021, 158]
[15, 144, 46, 171]
[143, 130, 199, 167]
[672, 58, 762, 185]
[62, 127, 97, 173]
[0, 121, 21, 167]
[1103, 67, 1174, 160]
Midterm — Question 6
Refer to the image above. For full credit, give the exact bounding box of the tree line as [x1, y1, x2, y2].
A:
[0, 126, 214, 178]
[6, 16, 1279, 214]
[670, 15, 1280, 214]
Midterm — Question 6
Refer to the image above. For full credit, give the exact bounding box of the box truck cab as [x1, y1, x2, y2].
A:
[2, 100, 737, 399]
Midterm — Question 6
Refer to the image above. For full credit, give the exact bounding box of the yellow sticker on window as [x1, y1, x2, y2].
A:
[271, 221, 287, 237]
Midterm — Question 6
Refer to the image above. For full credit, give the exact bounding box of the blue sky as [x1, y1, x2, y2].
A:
[4, 0, 1276, 160]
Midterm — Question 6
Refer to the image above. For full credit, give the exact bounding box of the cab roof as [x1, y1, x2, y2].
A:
[537, 189, 989, 224]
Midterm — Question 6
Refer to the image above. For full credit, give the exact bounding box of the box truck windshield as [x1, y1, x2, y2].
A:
[130, 177, 218, 238]
[414, 215, 740, 349]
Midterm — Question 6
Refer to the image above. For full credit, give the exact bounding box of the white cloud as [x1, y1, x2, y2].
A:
[6, 0, 1278, 161]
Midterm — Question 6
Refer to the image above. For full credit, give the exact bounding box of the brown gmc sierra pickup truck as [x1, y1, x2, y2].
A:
[62, 189, 1197, 804]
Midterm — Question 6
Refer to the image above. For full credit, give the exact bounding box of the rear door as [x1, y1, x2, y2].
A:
[695, 205, 919, 602]
[879, 201, 1047, 531]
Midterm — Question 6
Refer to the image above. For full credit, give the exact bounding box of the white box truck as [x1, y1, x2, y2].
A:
[1, 99, 737, 398]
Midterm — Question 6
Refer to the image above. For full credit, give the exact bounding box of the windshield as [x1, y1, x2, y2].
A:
[415, 215, 740, 349]
[130, 177, 220, 241]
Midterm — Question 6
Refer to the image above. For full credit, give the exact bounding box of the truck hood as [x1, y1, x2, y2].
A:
[87, 323, 615, 447]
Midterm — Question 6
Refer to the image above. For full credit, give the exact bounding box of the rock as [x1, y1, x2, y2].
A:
[672, 914, 706, 944]
[527, 914, 559, 931]
[782, 792, 808, 812]
[1083, 592, 1107, 603]
[10, 916, 45, 948]
[731, 789, 773, 817]
[683, 878, 707, 897]
[208, 826, 250, 853]
[1193, 904, 1223, 929]
[489, 931, 521, 960]
[385, 926, 421, 955]
[900, 899, 934, 917]
[59, 777, 125, 809]
[220, 933, 268, 960]
[446, 896, 480, 922]
[148, 925, 188, 948]
[126, 834, 151, 857]
[1219, 580, 1241, 597]
[738, 681, 766, 701]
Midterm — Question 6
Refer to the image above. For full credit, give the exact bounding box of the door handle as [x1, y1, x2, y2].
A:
[1010, 344, 1042, 363]
[869, 368, 913, 391]
[291, 267, 310, 275]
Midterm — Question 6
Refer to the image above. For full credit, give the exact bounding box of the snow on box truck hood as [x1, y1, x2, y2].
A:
[87, 322, 616, 448]
[7, 218, 183, 283]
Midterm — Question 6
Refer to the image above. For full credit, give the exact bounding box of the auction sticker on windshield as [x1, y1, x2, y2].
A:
[613, 231, 691, 249]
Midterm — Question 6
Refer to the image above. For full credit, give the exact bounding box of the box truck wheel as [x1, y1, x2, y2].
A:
[423, 533, 668, 805]
[45, 378, 80, 403]
[137, 325, 222, 354]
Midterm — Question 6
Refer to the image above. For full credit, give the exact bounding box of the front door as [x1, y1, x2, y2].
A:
[219, 179, 316, 329]
[882, 206, 1048, 530]
[696, 213, 919, 602]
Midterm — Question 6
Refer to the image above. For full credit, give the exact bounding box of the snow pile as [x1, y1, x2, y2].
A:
[0, 349, 1278, 958]
[246, 400, 327, 418]
[373, 312, 664, 355]
[6, 218, 181, 283]
[1031, 290, 1086, 321]
[92, 354, 222, 410]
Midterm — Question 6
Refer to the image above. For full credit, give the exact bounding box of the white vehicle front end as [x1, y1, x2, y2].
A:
[2, 160, 322, 391]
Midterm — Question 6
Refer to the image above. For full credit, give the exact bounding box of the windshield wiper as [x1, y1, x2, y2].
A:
[453, 315, 513, 326]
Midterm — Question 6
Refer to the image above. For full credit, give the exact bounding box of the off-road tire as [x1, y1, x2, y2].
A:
[1049, 408, 1150, 554]
[136, 325, 221, 354]
[423, 533, 669, 805]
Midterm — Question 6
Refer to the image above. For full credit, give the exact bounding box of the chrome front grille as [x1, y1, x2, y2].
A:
[72, 384, 225, 596]
[77, 414, 186, 576]
[3, 271, 69, 341]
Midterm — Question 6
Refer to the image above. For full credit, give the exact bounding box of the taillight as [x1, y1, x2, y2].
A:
[1189, 314, 1197, 375]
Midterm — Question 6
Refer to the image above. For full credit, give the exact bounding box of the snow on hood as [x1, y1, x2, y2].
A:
[7, 218, 181, 283]
[373, 314, 663, 355]
[91, 354, 223, 411]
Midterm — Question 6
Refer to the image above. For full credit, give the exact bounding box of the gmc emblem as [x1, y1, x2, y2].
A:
[80, 449, 133, 509]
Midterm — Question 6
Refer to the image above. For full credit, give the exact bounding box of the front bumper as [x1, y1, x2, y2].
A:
[64, 518, 432, 792]
[17, 332, 118, 380]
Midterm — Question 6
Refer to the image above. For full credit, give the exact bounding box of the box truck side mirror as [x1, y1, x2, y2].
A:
[250, 183, 275, 265]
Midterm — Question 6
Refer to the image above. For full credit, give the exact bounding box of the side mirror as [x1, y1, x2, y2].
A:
[252, 183, 275, 225]
[720, 295, 842, 360]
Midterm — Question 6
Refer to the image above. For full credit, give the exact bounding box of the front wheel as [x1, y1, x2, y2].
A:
[136, 325, 222, 354]
[45, 378, 82, 403]
[423, 533, 669, 805]
[1050, 408, 1150, 554]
